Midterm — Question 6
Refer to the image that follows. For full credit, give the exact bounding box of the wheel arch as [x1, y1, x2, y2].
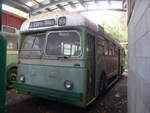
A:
[6, 64, 17, 74]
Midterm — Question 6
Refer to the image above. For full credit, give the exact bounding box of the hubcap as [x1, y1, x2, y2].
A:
[9, 73, 17, 83]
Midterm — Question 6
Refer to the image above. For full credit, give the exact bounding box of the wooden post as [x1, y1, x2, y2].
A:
[0, 1, 7, 113]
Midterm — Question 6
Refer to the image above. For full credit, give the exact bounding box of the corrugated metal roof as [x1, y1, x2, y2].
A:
[3, 0, 126, 16]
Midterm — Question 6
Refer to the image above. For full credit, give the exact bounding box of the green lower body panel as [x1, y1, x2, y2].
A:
[15, 83, 86, 107]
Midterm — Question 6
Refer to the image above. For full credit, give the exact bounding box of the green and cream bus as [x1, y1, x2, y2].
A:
[1, 25, 19, 87]
[16, 12, 125, 107]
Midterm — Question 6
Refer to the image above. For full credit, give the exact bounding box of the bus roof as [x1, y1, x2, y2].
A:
[20, 11, 122, 48]
[20, 11, 99, 33]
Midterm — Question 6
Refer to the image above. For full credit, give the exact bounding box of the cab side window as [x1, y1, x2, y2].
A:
[97, 38, 104, 55]
[108, 42, 114, 56]
[114, 46, 118, 56]
[104, 40, 109, 55]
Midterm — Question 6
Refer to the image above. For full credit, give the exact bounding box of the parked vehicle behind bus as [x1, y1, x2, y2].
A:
[16, 12, 125, 107]
[1, 25, 19, 87]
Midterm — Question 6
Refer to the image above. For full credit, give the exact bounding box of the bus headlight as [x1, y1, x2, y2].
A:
[20, 75, 25, 83]
[64, 80, 73, 90]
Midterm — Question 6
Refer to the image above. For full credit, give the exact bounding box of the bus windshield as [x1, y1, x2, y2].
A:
[20, 33, 46, 58]
[45, 31, 81, 57]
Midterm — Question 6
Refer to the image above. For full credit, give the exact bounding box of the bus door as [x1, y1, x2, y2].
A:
[87, 33, 96, 101]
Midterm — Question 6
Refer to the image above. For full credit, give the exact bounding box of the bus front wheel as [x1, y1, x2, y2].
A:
[7, 68, 17, 88]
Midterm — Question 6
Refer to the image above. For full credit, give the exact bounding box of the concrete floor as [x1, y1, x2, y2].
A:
[6, 77, 127, 113]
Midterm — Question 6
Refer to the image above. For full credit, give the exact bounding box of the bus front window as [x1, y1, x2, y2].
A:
[20, 33, 45, 58]
[45, 31, 81, 57]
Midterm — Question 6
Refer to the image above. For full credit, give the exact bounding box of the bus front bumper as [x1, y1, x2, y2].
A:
[15, 83, 86, 107]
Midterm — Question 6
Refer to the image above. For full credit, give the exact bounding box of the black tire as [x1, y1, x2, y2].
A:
[7, 68, 17, 88]
[99, 73, 108, 96]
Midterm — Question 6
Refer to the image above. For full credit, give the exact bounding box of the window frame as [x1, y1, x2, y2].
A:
[21, 33, 46, 51]
[114, 45, 118, 57]
[104, 40, 109, 56]
[20, 33, 46, 58]
[44, 30, 82, 58]
[97, 37, 105, 56]
[108, 42, 115, 56]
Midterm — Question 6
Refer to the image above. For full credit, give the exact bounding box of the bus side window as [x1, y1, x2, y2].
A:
[109, 43, 115, 56]
[97, 38, 104, 55]
[109, 48, 112, 56]
[104, 40, 108, 55]
[120, 49, 123, 56]
[113, 45, 115, 56]
[115, 46, 118, 56]
[108, 42, 113, 56]
[123, 49, 125, 56]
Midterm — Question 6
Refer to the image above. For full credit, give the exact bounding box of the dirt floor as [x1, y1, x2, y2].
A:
[6, 77, 127, 113]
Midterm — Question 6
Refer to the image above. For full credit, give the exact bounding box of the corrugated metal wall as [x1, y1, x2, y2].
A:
[128, 0, 150, 113]
[2, 11, 26, 29]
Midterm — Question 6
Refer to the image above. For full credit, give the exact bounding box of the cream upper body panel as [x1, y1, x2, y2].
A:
[20, 11, 99, 33]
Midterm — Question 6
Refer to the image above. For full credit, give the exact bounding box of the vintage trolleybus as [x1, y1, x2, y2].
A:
[16, 12, 125, 107]
[1, 25, 19, 87]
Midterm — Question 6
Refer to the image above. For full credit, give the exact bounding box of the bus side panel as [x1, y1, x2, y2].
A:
[95, 37, 105, 97]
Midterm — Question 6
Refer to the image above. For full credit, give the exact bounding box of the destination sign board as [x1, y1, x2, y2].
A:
[29, 17, 66, 28]
[29, 19, 56, 28]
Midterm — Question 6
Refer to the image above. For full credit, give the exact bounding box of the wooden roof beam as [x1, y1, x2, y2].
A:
[32, 0, 43, 6]
[49, 0, 55, 3]
[93, 0, 97, 3]
[56, 4, 66, 11]
[68, 2, 76, 9]
[31, 0, 74, 15]
[108, 0, 111, 5]
[77, 0, 86, 8]
[3, 0, 31, 13]
[45, 8, 52, 11]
